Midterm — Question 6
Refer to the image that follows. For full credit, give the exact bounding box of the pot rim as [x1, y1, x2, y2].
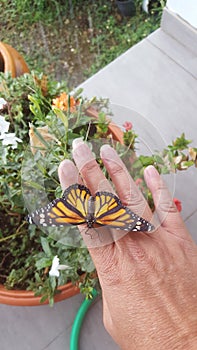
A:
[0, 282, 80, 306]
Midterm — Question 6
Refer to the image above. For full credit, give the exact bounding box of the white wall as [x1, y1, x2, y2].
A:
[167, 0, 197, 28]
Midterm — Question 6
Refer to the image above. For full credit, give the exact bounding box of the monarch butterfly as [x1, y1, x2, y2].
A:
[27, 183, 154, 232]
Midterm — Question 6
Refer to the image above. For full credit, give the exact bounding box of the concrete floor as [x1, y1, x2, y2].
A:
[1, 8, 197, 350]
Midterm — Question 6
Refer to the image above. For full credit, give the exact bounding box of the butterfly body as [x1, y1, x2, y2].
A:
[27, 184, 154, 232]
[86, 196, 98, 228]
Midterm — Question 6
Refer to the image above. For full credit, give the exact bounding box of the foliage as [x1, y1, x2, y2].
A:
[0, 72, 103, 304]
[86, 0, 166, 76]
[0, 0, 166, 86]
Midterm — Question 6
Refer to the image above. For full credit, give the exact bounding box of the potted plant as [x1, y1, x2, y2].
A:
[0, 71, 125, 306]
[0, 71, 196, 306]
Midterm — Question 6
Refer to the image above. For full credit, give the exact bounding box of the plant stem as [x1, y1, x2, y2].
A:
[0, 221, 27, 243]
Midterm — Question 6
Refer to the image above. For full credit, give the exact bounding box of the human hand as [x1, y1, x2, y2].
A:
[58, 140, 197, 350]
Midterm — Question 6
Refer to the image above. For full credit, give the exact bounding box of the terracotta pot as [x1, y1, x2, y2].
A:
[86, 106, 124, 144]
[0, 282, 80, 307]
[0, 42, 29, 77]
[0, 113, 123, 306]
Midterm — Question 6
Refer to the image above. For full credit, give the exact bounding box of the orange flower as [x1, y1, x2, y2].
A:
[52, 92, 77, 112]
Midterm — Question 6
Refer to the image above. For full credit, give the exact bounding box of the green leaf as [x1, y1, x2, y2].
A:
[40, 236, 52, 256]
[28, 95, 42, 117]
[169, 133, 192, 151]
[52, 107, 68, 131]
[50, 276, 57, 291]
[139, 155, 155, 166]
[40, 294, 48, 304]
[35, 257, 51, 270]
[49, 295, 54, 307]
[26, 181, 45, 190]
[181, 160, 194, 168]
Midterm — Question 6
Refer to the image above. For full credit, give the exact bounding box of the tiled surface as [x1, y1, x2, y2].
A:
[161, 7, 197, 54]
[0, 294, 119, 350]
[1, 8, 197, 350]
[1, 294, 83, 350]
[147, 29, 197, 78]
[80, 32, 197, 145]
[79, 298, 120, 350]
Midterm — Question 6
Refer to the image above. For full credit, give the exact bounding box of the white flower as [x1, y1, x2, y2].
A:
[49, 255, 70, 277]
[0, 132, 22, 149]
[0, 98, 7, 110]
[0, 115, 22, 149]
[0, 115, 10, 134]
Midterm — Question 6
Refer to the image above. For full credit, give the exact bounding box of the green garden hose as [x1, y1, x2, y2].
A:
[70, 289, 98, 350]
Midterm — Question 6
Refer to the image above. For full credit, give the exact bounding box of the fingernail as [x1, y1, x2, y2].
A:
[72, 139, 95, 171]
[144, 165, 160, 180]
[100, 144, 116, 159]
[58, 159, 78, 190]
[72, 137, 84, 150]
[58, 159, 74, 176]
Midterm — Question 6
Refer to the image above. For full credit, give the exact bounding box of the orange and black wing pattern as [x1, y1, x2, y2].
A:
[27, 184, 90, 227]
[93, 191, 154, 232]
[27, 184, 154, 232]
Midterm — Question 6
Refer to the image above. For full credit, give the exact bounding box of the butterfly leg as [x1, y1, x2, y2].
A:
[83, 226, 104, 241]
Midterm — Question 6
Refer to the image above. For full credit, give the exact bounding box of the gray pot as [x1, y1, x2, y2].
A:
[116, 0, 136, 17]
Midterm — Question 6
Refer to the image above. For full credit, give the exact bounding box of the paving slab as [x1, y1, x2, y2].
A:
[79, 36, 197, 145]
[147, 29, 197, 78]
[0, 294, 83, 350]
[79, 298, 120, 350]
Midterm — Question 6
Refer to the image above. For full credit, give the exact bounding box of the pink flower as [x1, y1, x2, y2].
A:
[173, 198, 182, 212]
[135, 178, 143, 186]
[123, 121, 133, 131]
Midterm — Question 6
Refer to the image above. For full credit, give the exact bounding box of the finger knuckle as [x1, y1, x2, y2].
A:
[108, 160, 125, 177]
[122, 190, 145, 208]
[81, 159, 98, 175]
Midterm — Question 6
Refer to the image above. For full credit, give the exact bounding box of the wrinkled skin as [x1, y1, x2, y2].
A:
[58, 140, 197, 350]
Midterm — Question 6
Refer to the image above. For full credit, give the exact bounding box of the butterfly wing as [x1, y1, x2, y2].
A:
[27, 184, 91, 227]
[93, 191, 154, 232]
